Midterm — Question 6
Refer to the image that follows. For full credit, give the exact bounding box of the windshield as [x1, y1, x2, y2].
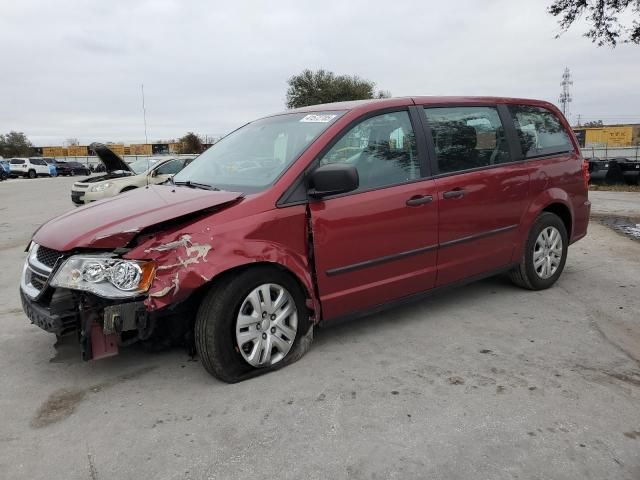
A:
[173, 112, 343, 192]
[129, 158, 161, 174]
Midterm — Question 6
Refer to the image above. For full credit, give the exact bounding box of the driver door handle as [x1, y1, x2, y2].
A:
[406, 194, 433, 206]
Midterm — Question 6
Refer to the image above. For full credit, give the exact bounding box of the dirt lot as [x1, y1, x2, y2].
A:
[1, 177, 639, 480]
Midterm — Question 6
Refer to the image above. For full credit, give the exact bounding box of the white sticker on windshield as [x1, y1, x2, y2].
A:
[300, 114, 337, 123]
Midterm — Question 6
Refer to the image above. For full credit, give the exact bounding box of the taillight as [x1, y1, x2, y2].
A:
[581, 159, 590, 189]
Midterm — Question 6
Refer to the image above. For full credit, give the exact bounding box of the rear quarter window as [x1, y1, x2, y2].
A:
[508, 105, 574, 158]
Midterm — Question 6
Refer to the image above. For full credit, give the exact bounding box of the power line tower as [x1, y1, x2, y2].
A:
[559, 67, 572, 117]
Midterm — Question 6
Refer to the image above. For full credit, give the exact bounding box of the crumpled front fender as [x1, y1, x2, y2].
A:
[124, 204, 320, 321]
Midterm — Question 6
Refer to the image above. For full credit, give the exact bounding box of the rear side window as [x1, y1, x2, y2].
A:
[508, 105, 573, 158]
[423, 106, 511, 174]
[10, 159, 24, 165]
[30, 159, 45, 166]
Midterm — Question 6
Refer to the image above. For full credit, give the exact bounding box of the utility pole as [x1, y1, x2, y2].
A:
[559, 67, 572, 117]
[141, 83, 148, 144]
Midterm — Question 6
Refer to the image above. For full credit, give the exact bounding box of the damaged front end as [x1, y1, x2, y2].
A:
[20, 242, 188, 361]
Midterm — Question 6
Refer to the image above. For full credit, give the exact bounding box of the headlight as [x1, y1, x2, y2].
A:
[50, 255, 156, 298]
[91, 182, 113, 192]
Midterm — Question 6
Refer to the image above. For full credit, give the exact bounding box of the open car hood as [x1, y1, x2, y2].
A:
[33, 185, 244, 250]
[89, 142, 132, 173]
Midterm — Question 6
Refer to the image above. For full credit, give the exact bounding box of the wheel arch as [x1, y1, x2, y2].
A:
[541, 202, 572, 239]
[198, 261, 312, 303]
[514, 188, 574, 261]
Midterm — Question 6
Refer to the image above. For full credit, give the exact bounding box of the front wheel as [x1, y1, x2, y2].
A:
[509, 212, 568, 290]
[195, 267, 312, 382]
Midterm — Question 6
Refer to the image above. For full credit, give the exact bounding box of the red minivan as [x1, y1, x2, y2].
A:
[20, 97, 591, 382]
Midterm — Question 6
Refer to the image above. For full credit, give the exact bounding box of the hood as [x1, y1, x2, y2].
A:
[33, 185, 243, 250]
[89, 142, 132, 173]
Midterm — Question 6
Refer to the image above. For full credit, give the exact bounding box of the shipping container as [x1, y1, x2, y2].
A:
[130, 144, 153, 155]
[67, 145, 88, 156]
[42, 146, 68, 157]
[584, 126, 634, 147]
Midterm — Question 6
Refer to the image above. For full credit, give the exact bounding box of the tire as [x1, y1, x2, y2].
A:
[509, 212, 568, 290]
[195, 266, 312, 383]
[28, 170, 36, 179]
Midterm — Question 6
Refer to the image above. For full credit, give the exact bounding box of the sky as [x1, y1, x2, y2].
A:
[1, 0, 639, 146]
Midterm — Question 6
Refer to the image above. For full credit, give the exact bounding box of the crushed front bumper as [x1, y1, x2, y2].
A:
[20, 288, 77, 336]
[20, 285, 149, 361]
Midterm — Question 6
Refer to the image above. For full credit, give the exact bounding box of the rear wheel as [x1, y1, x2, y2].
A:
[195, 267, 311, 382]
[27, 169, 36, 179]
[509, 212, 568, 290]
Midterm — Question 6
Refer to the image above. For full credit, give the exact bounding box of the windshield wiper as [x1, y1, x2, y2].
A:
[173, 180, 220, 191]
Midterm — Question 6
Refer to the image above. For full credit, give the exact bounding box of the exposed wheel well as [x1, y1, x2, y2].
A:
[543, 203, 572, 237]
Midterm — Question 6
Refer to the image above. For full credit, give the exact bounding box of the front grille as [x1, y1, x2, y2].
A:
[29, 271, 47, 291]
[21, 244, 62, 299]
[36, 246, 64, 269]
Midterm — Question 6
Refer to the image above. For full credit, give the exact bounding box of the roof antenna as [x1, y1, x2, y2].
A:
[141, 83, 150, 188]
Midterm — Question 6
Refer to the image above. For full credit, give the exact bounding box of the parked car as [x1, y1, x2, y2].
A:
[43, 158, 61, 175]
[9, 157, 53, 178]
[66, 161, 92, 176]
[44, 159, 71, 176]
[20, 97, 590, 382]
[0, 159, 10, 180]
[40, 158, 58, 177]
[70, 145, 192, 204]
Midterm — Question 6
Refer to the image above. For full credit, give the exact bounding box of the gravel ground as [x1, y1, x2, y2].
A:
[1, 176, 639, 480]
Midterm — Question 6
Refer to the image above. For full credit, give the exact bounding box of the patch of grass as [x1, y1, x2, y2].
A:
[589, 184, 640, 192]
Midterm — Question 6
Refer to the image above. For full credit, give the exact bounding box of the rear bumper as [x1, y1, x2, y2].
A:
[571, 199, 591, 244]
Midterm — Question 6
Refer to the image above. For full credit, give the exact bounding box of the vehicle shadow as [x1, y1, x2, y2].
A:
[41, 274, 519, 386]
[313, 274, 517, 348]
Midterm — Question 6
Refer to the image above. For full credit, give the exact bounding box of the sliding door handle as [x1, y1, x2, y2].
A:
[406, 194, 433, 206]
[443, 189, 465, 199]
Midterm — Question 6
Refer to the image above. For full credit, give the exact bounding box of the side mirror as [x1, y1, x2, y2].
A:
[308, 163, 359, 198]
[150, 170, 158, 178]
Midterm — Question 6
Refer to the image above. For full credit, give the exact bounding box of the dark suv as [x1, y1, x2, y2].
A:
[20, 97, 590, 382]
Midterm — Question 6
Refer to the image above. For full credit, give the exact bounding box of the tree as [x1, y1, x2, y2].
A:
[286, 69, 391, 109]
[177, 132, 204, 154]
[549, 0, 640, 46]
[0, 131, 33, 157]
[65, 138, 80, 146]
[583, 120, 604, 127]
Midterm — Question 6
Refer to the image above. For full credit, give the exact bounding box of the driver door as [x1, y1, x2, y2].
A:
[309, 109, 439, 320]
